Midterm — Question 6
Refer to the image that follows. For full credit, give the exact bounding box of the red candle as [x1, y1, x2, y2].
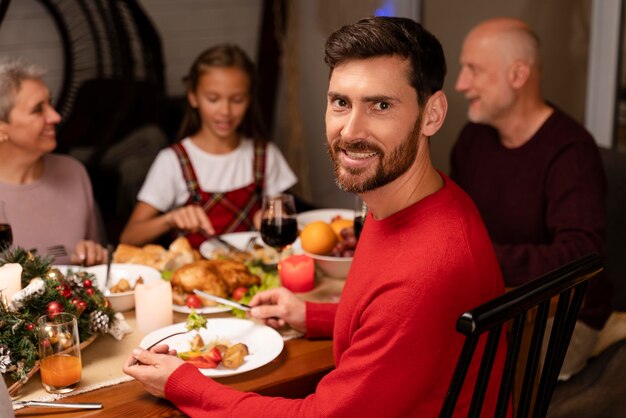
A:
[280, 254, 315, 293]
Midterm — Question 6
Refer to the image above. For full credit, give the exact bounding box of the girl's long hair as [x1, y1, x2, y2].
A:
[177, 44, 267, 141]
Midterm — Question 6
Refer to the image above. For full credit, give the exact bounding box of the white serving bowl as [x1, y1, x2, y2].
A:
[297, 208, 355, 279]
[304, 251, 353, 278]
[85, 263, 162, 312]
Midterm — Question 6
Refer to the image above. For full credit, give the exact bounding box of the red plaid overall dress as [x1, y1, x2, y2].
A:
[171, 141, 267, 248]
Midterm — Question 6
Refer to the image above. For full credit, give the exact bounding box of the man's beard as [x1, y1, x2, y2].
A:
[326, 117, 422, 193]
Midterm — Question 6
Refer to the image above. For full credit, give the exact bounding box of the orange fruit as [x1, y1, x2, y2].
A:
[330, 218, 354, 241]
[300, 221, 338, 255]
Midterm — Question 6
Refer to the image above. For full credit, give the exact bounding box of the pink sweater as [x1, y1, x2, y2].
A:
[0, 154, 101, 264]
[165, 174, 507, 417]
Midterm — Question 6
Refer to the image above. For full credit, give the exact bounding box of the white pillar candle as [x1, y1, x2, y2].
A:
[134, 279, 173, 334]
[0, 263, 22, 302]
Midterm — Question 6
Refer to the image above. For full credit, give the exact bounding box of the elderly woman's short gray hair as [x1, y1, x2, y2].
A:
[0, 57, 45, 122]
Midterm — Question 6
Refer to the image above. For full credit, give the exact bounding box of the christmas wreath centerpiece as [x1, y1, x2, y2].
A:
[0, 247, 115, 387]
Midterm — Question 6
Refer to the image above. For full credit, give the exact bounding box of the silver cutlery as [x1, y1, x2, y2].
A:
[46, 244, 68, 258]
[193, 289, 251, 311]
[245, 236, 258, 252]
[104, 243, 114, 290]
[212, 235, 245, 253]
[128, 330, 189, 366]
[13, 400, 102, 409]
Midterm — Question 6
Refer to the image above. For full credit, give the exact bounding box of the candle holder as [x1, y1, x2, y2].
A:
[279, 254, 315, 293]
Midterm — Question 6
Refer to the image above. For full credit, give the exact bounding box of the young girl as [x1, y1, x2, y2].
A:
[120, 45, 297, 248]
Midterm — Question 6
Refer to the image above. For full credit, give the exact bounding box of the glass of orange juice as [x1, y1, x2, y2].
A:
[37, 312, 82, 393]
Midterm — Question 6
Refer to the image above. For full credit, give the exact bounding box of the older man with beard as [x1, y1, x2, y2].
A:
[124, 16, 507, 417]
[450, 17, 611, 381]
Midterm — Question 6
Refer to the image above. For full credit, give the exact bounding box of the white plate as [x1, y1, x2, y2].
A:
[199, 231, 302, 262]
[199, 231, 262, 260]
[296, 208, 354, 229]
[139, 318, 284, 377]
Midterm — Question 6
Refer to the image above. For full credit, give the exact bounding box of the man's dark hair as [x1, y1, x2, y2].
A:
[324, 16, 446, 107]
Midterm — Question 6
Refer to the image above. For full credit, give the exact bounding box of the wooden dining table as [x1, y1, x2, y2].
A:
[13, 276, 344, 417]
[15, 338, 334, 417]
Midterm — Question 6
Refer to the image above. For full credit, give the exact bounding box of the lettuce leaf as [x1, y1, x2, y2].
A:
[230, 264, 280, 318]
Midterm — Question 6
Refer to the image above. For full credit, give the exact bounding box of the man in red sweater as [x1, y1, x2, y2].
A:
[125, 17, 507, 416]
[451, 17, 612, 380]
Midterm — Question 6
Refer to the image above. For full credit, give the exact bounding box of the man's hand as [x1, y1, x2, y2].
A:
[249, 287, 307, 333]
[71, 240, 107, 266]
[123, 344, 183, 398]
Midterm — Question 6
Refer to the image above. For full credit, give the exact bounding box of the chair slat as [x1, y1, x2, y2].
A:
[495, 312, 526, 417]
[533, 282, 588, 418]
[517, 299, 550, 418]
[439, 335, 479, 418]
[469, 326, 502, 417]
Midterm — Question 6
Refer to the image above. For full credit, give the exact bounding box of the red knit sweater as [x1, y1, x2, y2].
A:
[164, 173, 507, 417]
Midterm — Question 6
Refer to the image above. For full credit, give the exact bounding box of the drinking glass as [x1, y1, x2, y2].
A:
[260, 194, 298, 261]
[37, 312, 82, 394]
[0, 201, 12, 250]
[354, 196, 368, 240]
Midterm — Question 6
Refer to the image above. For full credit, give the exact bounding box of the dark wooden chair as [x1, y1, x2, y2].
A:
[440, 253, 604, 418]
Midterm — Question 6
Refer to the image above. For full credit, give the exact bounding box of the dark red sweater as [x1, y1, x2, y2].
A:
[451, 107, 612, 329]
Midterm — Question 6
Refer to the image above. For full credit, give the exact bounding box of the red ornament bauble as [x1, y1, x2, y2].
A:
[85, 287, 95, 296]
[27, 323, 35, 331]
[71, 297, 87, 314]
[47, 301, 64, 316]
[55, 284, 72, 299]
[83, 279, 92, 288]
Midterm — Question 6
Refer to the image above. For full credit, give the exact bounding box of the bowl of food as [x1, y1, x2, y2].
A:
[297, 209, 357, 279]
[85, 263, 162, 312]
[303, 251, 353, 278]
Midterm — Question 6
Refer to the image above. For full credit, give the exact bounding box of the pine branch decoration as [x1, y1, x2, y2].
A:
[0, 247, 115, 382]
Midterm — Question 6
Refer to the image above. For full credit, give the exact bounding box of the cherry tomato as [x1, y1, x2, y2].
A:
[187, 357, 217, 369]
[231, 287, 247, 301]
[186, 294, 203, 308]
[204, 347, 222, 364]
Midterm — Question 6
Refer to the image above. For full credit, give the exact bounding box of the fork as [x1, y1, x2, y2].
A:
[245, 236, 257, 252]
[46, 244, 68, 258]
[129, 330, 189, 366]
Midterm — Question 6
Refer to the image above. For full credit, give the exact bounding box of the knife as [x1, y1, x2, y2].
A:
[212, 235, 246, 254]
[193, 289, 251, 311]
[198, 231, 248, 254]
[13, 400, 103, 409]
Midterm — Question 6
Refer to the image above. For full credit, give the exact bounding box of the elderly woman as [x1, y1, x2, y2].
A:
[0, 57, 106, 265]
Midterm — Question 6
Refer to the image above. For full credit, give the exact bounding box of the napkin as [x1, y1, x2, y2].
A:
[108, 313, 132, 340]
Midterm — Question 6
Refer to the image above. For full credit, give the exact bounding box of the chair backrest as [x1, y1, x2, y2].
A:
[440, 253, 604, 418]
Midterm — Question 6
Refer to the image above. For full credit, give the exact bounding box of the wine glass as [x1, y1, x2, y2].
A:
[260, 194, 298, 261]
[0, 201, 12, 250]
[353, 196, 368, 240]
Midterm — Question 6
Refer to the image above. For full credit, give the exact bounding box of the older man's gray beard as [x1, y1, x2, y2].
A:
[326, 120, 421, 194]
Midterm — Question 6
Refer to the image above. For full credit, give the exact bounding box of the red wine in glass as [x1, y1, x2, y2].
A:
[354, 216, 365, 240]
[354, 197, 367, 241]
[260, 218, 298, 250]
[0, 223, 12, 250]
[260, 194, 298, 259]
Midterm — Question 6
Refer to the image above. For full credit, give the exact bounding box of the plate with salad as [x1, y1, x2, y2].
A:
[139, 316, 284, 377]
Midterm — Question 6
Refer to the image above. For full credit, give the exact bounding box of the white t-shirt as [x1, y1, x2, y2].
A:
[137, 138, 297, 212]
